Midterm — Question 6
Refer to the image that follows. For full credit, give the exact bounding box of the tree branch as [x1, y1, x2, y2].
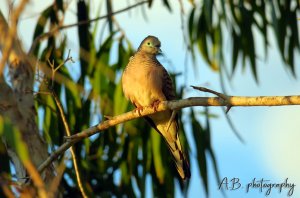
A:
[0, 0, 29, 76]
[38, 93, 300, 173]
[0, 8, 56, 195]
[47, 52, 88, 198]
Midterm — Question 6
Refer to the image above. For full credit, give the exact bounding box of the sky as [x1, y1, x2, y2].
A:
[1, 1, 300, 198]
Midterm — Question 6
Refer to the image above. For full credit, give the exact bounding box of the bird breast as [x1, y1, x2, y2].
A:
[122, 58, 165, 107]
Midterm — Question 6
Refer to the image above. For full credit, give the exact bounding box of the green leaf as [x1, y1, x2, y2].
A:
[191, 110, 208, 195]
[196, 15, 211, 65]
[55, 0, 64, 11]
[203, 0, 213, 31]
[77, 0, 91, 83]
[188, 7, 196, 61]
[0, 140, 10, 172]
[114, 81, 128, 116]
[32, 5, 53, 55]
[121, 161, 130, 185]
[128, 139, 138, 175]
[188, 7, 195, 43]
[208, 144, 225, 197]
[288, 37, 295, 76]
[2, 118, 29, 162]
[148, 0, 153, 8]
[247, 29, 258, 82]
[151, 129, 165, 183]
[106, 0, 114, 33]
[144, 130, 152, 173]
[42, 95, 59, 144]
[162, 0, 172, 12]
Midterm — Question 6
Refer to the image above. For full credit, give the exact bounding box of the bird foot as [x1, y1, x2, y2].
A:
[134, 106, 144, 116]
[151, 100, 160, 112]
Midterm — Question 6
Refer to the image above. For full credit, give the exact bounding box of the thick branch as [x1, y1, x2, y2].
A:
[38, 94, 300, 172]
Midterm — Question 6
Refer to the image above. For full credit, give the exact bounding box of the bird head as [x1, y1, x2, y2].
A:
[138, 35, 162, 55]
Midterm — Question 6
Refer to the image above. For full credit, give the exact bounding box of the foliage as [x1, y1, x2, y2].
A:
[188, 0, 300, 81]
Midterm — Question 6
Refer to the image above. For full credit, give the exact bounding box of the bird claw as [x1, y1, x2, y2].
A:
[134, 106, 144, 116]
[151, 100, 160, 112]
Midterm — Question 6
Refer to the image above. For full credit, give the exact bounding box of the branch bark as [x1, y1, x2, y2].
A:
[38, 94, 300, 173]
[0, 8, 55, 193]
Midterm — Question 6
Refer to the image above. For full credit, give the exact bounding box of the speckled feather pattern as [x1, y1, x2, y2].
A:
[121, 36, 190, 179]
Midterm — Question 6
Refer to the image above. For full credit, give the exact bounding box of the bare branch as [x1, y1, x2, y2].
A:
[48, 156, 67, 198]
[47, 54, 88, 198]
[0, 8, 56, 195]
[191, 86, 232, 112]
[38, 93, 300, 172]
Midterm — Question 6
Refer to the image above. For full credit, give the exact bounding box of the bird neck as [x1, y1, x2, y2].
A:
[136, 50, 157, 60]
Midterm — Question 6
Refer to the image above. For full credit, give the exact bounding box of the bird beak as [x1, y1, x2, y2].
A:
[155, 44, 162, 54]
[158, 48, 162, 54]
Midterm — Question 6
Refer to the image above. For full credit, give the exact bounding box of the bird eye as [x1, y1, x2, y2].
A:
[147, 42, 151, 46]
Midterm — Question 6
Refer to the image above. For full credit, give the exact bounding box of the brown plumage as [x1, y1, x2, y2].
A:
[121, 35, 190, 179]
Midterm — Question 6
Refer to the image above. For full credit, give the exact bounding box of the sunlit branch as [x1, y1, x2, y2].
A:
[38, 92, 300, 173]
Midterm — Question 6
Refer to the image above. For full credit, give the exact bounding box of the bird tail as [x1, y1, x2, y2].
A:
[164, 135, 191, 180]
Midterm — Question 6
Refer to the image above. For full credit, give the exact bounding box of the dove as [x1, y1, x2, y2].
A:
[121, 35, 190, 179]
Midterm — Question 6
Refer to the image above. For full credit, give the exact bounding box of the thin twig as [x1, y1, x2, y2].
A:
[48, 49, 74, 88]
[48, 155, 67, 198]
[191, 86, 232, 112]
[47, 53, 88, 198]
[29, 0, 148, 54]
[191, 86, 227, 100]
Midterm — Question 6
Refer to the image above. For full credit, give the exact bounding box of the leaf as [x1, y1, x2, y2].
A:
[191, 110, 208, 195]
[247, 28, 258, 82]
[196, 15, 211, 65]
[55, 0, 64, 11]
[114, 80, 128, 116]
[188, 7, 195, 43]
[2, 118, 30, 162]
[0, 140, 10, 172]
[144, 130, 152, 173]
[42, 95, 59, 144]
[290, 12, 300, 49]
[128, 139, 138, 175]
[77, 0, 91, 83]
[32, 5, 53, 55]
[288, 37, 295, 76]
[148, 0, 153, 8]
[162, 0, 172, 12]
[120, 161, 130, 185]
[151, 129, 165, 183]
[188, 7, 196, 61]
[106, 0, 114, 33]
[96, 32, 115, 60]
[272, 2, 286, 61]
[203, 0, 213, 31]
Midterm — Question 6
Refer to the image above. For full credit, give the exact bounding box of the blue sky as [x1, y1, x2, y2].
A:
[1, 1, 300, 197]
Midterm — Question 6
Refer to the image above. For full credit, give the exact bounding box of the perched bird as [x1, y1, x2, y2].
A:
[121, 35, 190, 179]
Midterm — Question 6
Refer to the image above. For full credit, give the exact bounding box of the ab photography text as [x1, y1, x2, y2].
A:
[218, 177, 296, 196]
